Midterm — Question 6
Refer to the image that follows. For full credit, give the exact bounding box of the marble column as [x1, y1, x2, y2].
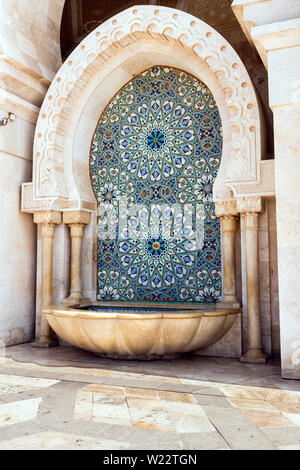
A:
[32, 211, 61, 347]
[253, 21, 300, 378]
[63, 211, 91, 305]
[215, 200, 239, 306]
[238, 197, 267, 363]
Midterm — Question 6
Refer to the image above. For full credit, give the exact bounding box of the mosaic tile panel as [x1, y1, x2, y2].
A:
[90, 66, 223, 303]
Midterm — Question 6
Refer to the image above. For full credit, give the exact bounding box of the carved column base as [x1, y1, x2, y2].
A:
[62, 293, 90, 306]
[31, 337, 58, 348]
[240, 349, 268, 364]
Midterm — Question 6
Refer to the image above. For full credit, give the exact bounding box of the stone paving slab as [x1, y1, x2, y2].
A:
[0, 345, 298, 449]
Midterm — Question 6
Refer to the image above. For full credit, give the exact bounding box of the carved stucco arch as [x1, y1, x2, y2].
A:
[23, 5, 262, 213]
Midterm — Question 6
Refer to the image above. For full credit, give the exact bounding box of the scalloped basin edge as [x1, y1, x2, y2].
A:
[43, 303, 240, 360]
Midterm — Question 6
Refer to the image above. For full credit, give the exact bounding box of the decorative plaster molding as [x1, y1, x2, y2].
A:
[215, 200, 239, 217]
[0, 89, 40, 125]
[22, 183, 62, 212]
[63, 211, 91, 225]
[33, 211, 62, 225]
[236, 196, 262, 213]
[227, 159, 275, 198]
[27, 5, 261, 212]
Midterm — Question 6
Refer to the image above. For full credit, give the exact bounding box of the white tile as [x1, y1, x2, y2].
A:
[0, 431, 130, 450]
[0, 398, 41, 427]
[92, 403, 132, 426]
[282, 412, 300, 426]
[162, 401, 215, 433]
[0, 374, 59, 395]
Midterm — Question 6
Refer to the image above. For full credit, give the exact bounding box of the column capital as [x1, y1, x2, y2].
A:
[69, 224, 85, 239]
[33, 211, 62, 225]
[236, 196, 262, 214]
[215, 200, 238, 218]
[242, 212, 260, 230]
[63, 211, 91, 226]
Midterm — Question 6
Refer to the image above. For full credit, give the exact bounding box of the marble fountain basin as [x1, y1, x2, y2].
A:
[43, 302, 240, 360]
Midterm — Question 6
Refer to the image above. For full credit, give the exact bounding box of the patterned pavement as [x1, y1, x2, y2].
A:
[0, 345, 299, 450]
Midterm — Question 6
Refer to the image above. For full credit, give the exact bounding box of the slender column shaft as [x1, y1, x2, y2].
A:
[32, 211, 61, 348]
[62, 211, 91, 305]
[221, 216, 238, 303]
[215, 200, 239, 306]
[69, 224, 84, 300]
[40, 223, 55, 341]
[241, 211, 267, 363]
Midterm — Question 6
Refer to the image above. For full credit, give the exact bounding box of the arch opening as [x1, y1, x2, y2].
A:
[30, 5, 262, 212]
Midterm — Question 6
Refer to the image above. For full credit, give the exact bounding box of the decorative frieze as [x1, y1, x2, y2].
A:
[236, 196, 262, 214]
[33, 211, 62, 226]
[215, 200, 238, 218]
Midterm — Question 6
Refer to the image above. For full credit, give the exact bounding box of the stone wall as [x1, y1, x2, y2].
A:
[0, 0, 64, 345]
[0, 106, 36, 345]
[0, 0, 64, 82]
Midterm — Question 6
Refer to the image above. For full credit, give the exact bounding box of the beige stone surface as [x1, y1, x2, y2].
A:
[0, 148, 36, 347]
[267, 199, 280, 358]
[197, 313, 242, 358]
[0, 374, 59, 395]
[273, 104, 300, 378]
[233, 0, 300, 65]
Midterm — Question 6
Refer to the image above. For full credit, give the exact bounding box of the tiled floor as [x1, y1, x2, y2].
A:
[0, 344, 299, 449]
